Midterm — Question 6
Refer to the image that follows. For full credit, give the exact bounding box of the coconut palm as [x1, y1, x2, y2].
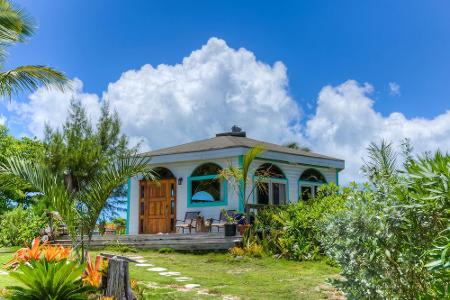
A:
[0, 0, 66, 99]
[0, 154, 154, 260]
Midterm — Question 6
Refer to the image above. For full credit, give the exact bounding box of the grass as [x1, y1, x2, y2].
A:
[0, 248, 341, 299]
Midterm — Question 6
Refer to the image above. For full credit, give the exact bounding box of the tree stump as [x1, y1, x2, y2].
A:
[104, 258, 134, 300]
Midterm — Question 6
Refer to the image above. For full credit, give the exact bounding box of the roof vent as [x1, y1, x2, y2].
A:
[216, 125, 246, 137]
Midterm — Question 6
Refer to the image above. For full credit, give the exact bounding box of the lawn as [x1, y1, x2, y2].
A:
[0, 248, 342, 300]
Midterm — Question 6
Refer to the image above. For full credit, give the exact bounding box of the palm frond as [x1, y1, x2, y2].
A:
[0, 0, 34, 43]
[0, 156, 77, 236]
[79, 155, 154, 232]
[0, 65, 68, 98]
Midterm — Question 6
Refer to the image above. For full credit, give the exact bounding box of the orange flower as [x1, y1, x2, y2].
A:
[82, 254, 102, 288]
[27, 237, 42, 261]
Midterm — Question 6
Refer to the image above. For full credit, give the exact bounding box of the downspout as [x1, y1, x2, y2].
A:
[238, 155, 245, 212]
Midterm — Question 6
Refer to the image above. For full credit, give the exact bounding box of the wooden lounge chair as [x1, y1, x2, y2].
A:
[209, 210, 237, 232]
[176, 211, 200, 234]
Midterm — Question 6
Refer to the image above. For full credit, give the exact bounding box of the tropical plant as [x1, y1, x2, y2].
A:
[219, 146, 267, 214]
[0, 154, 153, 258]
[6, 259, 92, 300]
[0, 207, 46, 247]
[0, 0, 67, 100]
[243, 183, 346, 260]
[4, 237, 92, 299]
[319, 143, 449, 299]
[0, 125, 44, 213]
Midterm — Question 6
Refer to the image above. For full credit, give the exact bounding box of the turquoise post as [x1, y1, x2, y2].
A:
[126, 177, 131, 234]
[238, 155, 244, 212]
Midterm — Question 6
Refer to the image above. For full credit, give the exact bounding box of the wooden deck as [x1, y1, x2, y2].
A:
[55, 233, 242, 251]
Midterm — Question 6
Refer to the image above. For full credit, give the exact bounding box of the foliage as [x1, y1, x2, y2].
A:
[319, 144, 450, 299]
[0, 125, 44, 213]
[243, 183, 346, 260]
[0, 100, 154, 260]
[0, 0, 66, 100]
[104, 241, 137, 254]
[6, 259, 91, 300]
[0, 207, 46, 247]
[82, 254, 104, 288]
[219, 146, 267, 213]
[4, 237, 94, 299]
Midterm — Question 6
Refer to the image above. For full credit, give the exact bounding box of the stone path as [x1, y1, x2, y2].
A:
[0, 270, 8, 275]
[129, 255, 201, 291]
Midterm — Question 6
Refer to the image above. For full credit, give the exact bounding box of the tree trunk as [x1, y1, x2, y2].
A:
[105, 258, 134, 300]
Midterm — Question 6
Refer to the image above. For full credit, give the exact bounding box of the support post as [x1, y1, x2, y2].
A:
[105, 258, 134, 300]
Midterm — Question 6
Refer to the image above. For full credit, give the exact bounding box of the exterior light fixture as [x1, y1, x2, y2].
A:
[178, 177, 183, 185]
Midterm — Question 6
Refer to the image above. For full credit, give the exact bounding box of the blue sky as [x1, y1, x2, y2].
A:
[1, 0, 450, 182]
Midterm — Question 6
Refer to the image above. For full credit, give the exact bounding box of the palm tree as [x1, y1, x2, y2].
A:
[220, 146, 268, 214]
[0, 0, 66, 99]
[0, 154, 154, 261]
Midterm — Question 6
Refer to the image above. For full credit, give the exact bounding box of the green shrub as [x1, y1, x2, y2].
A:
[320, 149, 449, 299]
[6, 259, 92, 300]
[244, 183, 346, 260]
[0, 207, 46, 247]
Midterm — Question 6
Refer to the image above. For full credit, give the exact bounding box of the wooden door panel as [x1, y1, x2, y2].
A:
[140, 179, 176, 234]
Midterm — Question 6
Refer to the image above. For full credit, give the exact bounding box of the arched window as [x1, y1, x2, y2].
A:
[154, 167, 175, 179]
[299, 169, 327, 201]
[254, 163, 287, 206]
[188, 163, 227, 206]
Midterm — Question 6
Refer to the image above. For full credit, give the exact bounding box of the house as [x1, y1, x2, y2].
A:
[126, 127, 345, 234]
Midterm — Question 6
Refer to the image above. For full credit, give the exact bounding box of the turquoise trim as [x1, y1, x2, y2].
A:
[238, 155, 244, 212]
[335, 169, 339, 186]
[187, 175, 228, 207]
[126, 177, 131, 234]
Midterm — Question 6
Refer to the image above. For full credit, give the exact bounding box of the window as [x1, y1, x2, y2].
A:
[188, 163, 227, 206]
[255, 163, 287, 205]
[299, 169, 326, 201]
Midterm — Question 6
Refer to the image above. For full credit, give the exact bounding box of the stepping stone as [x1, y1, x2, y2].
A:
[135, 263, 153, 267]
[159, 271, 181, 276]
[175, 277, 192, 282]
[128, 256, 144, 260]
[136, 259, 147, 263]
[147, 267, 167, 272]
[184, 284, 201, 289]
[0, 270, 8, 275]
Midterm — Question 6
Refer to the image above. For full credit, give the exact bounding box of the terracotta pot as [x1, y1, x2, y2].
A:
[238, 224, 251, 235]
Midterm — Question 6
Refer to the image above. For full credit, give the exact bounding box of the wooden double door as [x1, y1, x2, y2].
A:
[139, 179, 176, 234]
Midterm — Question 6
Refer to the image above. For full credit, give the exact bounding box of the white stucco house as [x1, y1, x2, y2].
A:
[126, 128, 345, 234]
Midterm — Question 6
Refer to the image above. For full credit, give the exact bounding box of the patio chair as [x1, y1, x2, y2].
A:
[209, 210, 237, 232]
[176, 211, 200, 234]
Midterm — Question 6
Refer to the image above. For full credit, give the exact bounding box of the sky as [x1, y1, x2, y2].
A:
[1, 0, 450, 183]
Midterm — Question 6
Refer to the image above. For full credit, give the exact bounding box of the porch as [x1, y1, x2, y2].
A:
[55, 232, 242, 251]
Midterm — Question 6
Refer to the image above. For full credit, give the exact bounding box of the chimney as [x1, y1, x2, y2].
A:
[216, 125, 246, 137]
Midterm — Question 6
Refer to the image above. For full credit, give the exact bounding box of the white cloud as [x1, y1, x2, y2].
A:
[389, 81, 400, 95]
[8, 78, 101, 138]
[103, 37, 302, 150]
[306, 80, 450, 183]
[7, 38, 450, 184]
[0, 114, 6, 126]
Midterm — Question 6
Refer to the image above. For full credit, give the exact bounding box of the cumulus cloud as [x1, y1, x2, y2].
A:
[306, 80, 450, 183]
[7, 38, 450, 183]
[389, 81, 400, 95]
[8, 78, 101, 138]
[103, 37, 302, 149]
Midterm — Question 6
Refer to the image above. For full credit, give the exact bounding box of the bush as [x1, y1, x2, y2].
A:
[243, 183, 346, 260]
[319, 150, 449, 299]
[0, 207, 46, 247]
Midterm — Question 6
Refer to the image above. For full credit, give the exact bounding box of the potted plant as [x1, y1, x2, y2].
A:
[236, 212, 251, 235]
[223, 209, 236, 236]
